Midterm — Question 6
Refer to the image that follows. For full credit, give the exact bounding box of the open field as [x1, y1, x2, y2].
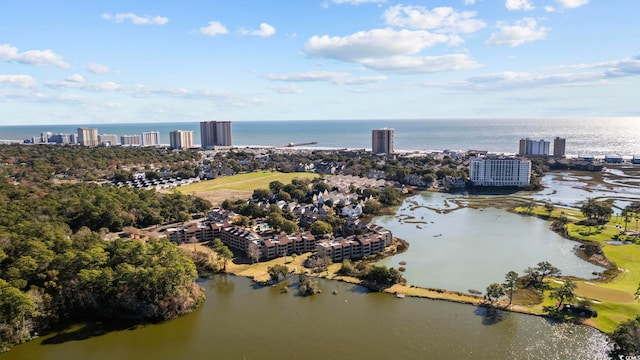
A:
[173, 171, 319, 206]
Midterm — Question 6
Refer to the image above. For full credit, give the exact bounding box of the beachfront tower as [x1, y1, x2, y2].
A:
[372, 128, 394, 154]
[141, 131, 160, 147]
[77, 127, 99, 147]
[200, 121, 232, 149]
[553, 137, 566, 158]
[518, 138, 550, 156]
[470, 156, 531, 187]
[170, 130, 194, 150]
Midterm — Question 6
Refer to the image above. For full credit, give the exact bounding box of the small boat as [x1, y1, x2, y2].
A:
[396, 293, 405, 299]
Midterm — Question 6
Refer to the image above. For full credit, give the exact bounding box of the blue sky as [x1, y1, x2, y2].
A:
[1, 0, 639, 125]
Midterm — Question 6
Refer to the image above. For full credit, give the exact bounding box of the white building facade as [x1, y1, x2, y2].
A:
[141, 131, 160, 146]
[469, 157, 531, 187]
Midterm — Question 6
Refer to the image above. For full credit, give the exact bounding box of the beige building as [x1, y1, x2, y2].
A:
[77, 127, 98, 146]
[141, 131, 160, 146]
[170, 130, 194, 149]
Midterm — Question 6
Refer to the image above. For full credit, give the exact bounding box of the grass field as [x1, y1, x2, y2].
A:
[174, 171, 320, 206]
[512, 203, 640, 332]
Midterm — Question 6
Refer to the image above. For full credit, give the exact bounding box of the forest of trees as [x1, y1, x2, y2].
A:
[0, 145, 211, 352]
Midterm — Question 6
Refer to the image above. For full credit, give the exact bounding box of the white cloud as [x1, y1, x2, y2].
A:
[431, 55, 640, 91]
[65, 74, 85, 83]
[506, 0, 534, 11]
[87, 63, 114, 74]
[251, 23, 276, 37]
[265, 71, 350, 82]
[0, 44, 70, 68]
[265, 71, 387, 85]
[101, 13, 168, 25]
[555, 0, 588, 9]
[383, 5, 486, 34]
[464, 0, 477, 4]
[305, 28, 448, 62]
[197, 21, 229, 37]
[485, 18, 548, 47]
[270, 85, 303, 94]
[0, 74, 37, 88]
[360, 54, 481, 74]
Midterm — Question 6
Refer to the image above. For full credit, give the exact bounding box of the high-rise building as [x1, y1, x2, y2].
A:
[170, 130, 194, 149]
[121, 135, 142, 146]
[141, 131, 160, 147]
[371, 128, 394, 154]
[49, 133, 74, 144]
[469, 156, 531, 187]
[98, 134, 119, 146]
[518, 138, 550, 156]
[200, 121, 232, 149]
[77, 127, 99, 146]
[553, 137, 566, 158]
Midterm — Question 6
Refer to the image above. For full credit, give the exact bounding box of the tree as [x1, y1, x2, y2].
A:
[524, 261, 561, 288]
[217, 245, 233, 271]
[379, 186, 401, 207]
[543, 202, 554, 217]
[298, 274, 321, 296]
[363, 200, 382, 215]
[580, 198, 613, 224]
[252, 188, 272, 202]
[611, 315, 640, 357]
[279, 220, 299, 234]
[269, 180, 285, 194]
[267, 264, 289, 283]
[503, 271, 519, 307]
[549, 280, 577, 309]
[310, 220, 332, 236]
[247, 242, 261, 264]
[485, 283, 505, 304]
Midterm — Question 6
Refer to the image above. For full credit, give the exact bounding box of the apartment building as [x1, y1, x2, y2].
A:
[170, 130, 194, 149]
[77, 127, 99, 146]
[200, 121, 232, 149]
[141, 131, 160, 146]
[372, 128, 394, 154]
[469, 156, 531, 187]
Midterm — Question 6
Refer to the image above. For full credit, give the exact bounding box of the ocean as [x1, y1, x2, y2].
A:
[0, 118, 639, 156]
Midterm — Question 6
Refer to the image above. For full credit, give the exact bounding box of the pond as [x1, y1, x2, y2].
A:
[374, 192, 604, 293]
[4, 275, 611, 360]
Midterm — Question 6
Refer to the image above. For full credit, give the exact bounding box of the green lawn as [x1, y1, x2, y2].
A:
[177, 171, 320, 193]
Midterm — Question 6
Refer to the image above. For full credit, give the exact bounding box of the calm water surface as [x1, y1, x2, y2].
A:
[4, 275, 610, 360]
[374, 192, 604, 293]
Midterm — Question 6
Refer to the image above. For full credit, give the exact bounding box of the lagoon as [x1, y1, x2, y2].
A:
[374, 191, 604, 293]
[4, 275, 610, 360]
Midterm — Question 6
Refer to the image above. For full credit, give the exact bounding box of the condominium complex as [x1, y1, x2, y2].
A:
[141, 131, 160, 147]
[200, 121, 232, 149]
[553, 137, 566, 158]
[170, 130, 194, 149]
[469, 156, 531, 187]
[372, 128, 394, 154]
[77, 127, 99, 146]
[519, 138, 550, 156]
[121, 134, 142, 146]
[98, 134, 119, 146]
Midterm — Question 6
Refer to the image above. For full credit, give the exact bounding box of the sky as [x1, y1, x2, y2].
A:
[1, 0, 639, 125]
